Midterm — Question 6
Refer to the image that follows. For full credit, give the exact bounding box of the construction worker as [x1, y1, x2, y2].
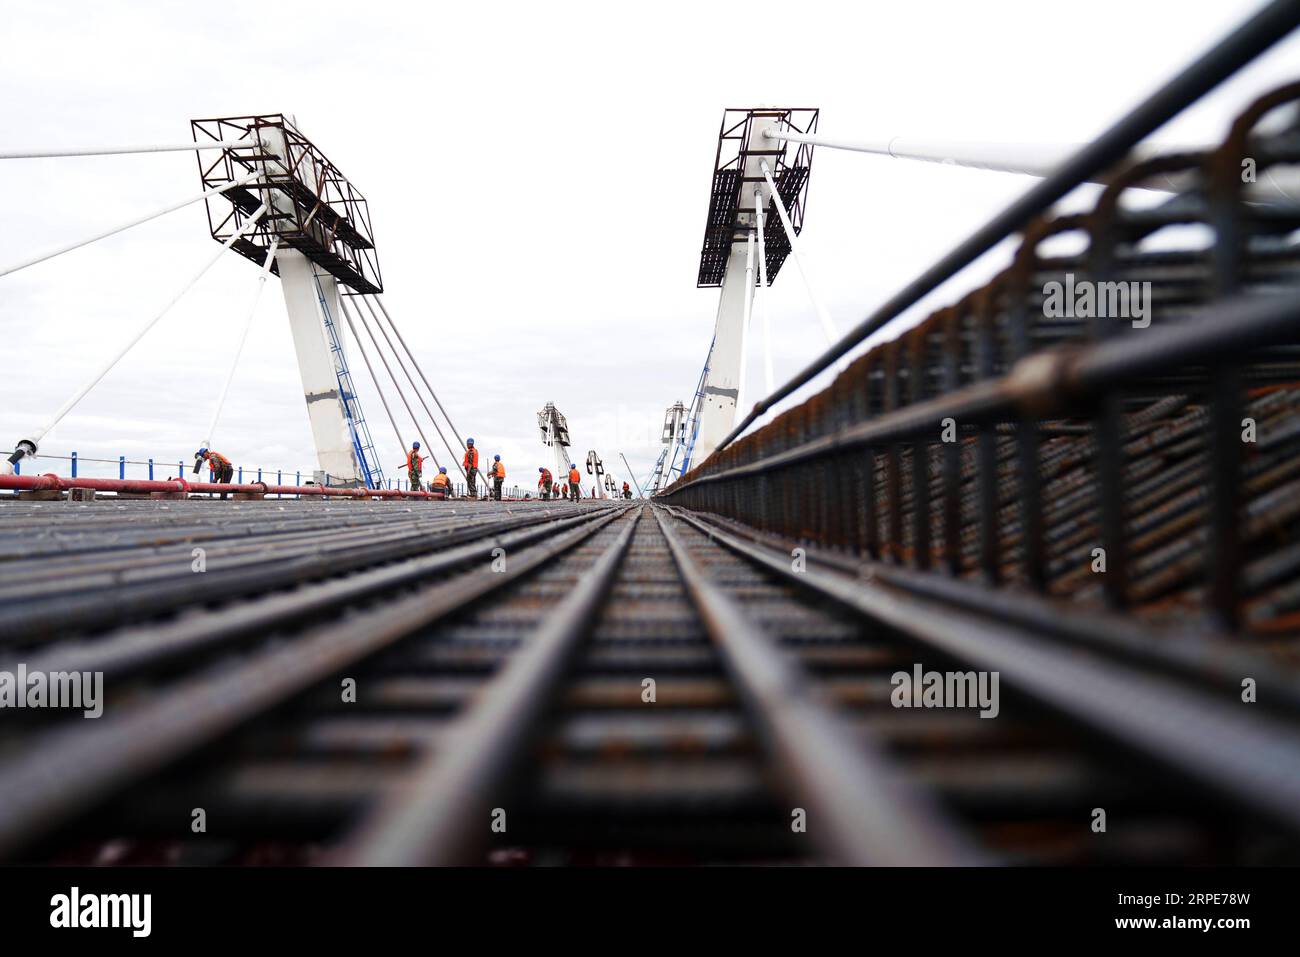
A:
[489, 454, 506, 500]
[463, 438, 480, 498]
[430, 465, 452, 497]
[538, 466, 553, 500]
[568, 463, 581, 502]
[197, 448, 235, 499]
[401, 441, 425, 490]
[622, 481, 632, 499]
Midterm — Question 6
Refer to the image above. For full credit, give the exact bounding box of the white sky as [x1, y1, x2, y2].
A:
[1, 0, 1297, 488]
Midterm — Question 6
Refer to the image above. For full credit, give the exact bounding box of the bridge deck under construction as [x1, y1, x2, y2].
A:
[0, 496, 1297, 866]
[4, 3, 1300, 874]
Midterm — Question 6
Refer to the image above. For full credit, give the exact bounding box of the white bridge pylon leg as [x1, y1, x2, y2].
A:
[691, 115, 781, 468]
[277, 251, 364, 486]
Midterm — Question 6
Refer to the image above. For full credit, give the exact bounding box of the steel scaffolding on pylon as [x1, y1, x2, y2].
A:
[314, 275, 384, 489]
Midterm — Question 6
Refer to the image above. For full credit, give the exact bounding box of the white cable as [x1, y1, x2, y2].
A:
[337, 294, 408, 463]
[0, 171, 262, 279]
[359, 295, 464, 480]
[366, 295, 467, 450]
[340, 294, 441, 472]
[0, 139, 248, 160]
[202, 237, 279, 450]
[24, 203, 269, 447]
[754, 188, 774, 396]
[760, 161, 839, 351]
[759, 130, 1300, 201]
[763, 130, 1073, 177]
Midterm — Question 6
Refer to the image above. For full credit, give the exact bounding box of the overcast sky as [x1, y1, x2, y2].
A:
[2, 0, 1297, 488]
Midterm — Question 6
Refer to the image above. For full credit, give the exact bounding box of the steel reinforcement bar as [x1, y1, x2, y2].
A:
[0, 502, 630, 858]
[661, 80, 1300, 637]
[662, 505, 1300, 837]
[3, 501, 1298, 864]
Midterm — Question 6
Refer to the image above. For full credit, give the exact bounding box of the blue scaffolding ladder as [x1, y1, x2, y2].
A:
[676, 341, 712, 477]
[313, 274, 385, 490]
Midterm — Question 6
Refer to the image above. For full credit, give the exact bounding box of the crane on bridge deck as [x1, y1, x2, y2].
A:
[538, 402, 573, 486]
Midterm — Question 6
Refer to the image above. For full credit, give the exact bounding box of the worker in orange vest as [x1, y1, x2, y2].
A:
[489, 455, 506, 500]
[197, 448, 235, 499]
[462, 438, 480, 498]
[430, 466, 451, 497]
[622, 481, 631, 499]
[538, 466, 553, 500]
[400, 441, 425, 490]
[567, 463, 581, 502]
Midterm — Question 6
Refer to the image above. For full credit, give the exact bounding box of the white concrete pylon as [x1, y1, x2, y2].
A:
[257, 120, 363, 486]
[691, 112, 783, 468]
[276, 252, 364, 486]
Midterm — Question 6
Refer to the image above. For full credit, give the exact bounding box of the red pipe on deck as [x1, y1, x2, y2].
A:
[0, 473, 443, 500]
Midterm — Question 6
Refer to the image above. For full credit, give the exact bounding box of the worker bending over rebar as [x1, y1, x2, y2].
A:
[196, 448, 234, 500]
